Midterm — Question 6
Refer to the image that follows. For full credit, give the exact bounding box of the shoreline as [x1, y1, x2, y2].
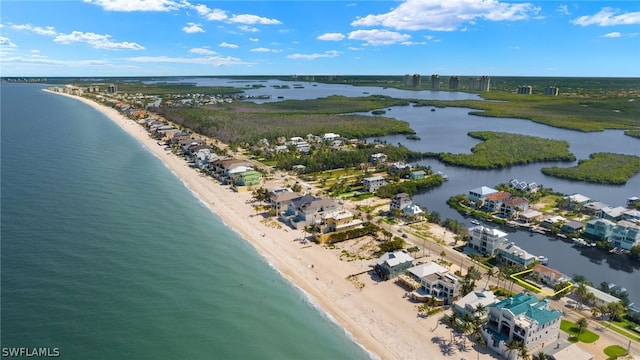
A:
[46, 90, 501, 360]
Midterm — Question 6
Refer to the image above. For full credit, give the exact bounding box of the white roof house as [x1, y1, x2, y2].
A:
[322, 133, 340, 141]
[468, 186, 498, 202]
[407, 262, 448, 279]
[453, 290, 498, 318]
[402, 203, 424, 217]
[376, 251, 414, 268]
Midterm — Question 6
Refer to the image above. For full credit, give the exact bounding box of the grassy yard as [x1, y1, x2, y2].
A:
[560, 319, 600, 343]
[603, 345, 628, 359]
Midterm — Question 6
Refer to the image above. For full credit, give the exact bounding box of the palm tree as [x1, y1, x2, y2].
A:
[506, 339, 522, 360]
[518, 344, 530, 360]
[485, 267, 497, 290]
[576, 317, 588, 339]
[531, 351, 547, 360]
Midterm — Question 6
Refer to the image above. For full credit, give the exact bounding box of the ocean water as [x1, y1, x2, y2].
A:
[0, 83, 371, 360]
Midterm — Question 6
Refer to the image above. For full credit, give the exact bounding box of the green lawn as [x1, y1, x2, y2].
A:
[560, 319, 600, 343]
[603, 345, 628, 359]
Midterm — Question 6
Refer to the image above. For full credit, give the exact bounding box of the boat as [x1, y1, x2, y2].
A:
[572, 238, 587, 247]
[277, 96, 284, 99]
[470, 220, 480, 225]
[537, 256, 549, 265]
[363, 92, 370, 94]
[430, 108, 436, 112]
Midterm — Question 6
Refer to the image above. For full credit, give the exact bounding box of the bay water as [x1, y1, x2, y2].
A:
[0, 83, 371, 360]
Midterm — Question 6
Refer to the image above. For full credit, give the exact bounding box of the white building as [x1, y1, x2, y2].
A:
[468, 225, 509, 256]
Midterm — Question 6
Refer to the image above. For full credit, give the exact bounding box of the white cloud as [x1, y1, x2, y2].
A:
[193, 5, 228, 21]
[249, 38, 259, 42]
[219, 42, 238, 48]
[237, 25, 259, 33]
[190, 47, 216, 55]
[84, 0, 183, 12]
[351, 0, 540, 31]
[228, 14, 282, 25]
[54, 31, 145, 50]
[125, 55, 249, 66]
[2, 55, 109, 66]
[348, 29, 411, 45]
[0, 36, 17, 47]
[317, 33, 345, 41]
[183, 22, 204, 33]
[11, 24, 58, 36]
[286, 50, 341, 60]
[602, 32, 621, 38]
[572, 7, 640, 26]
[250, 47, 281, 53]
[556, 5, 570, 15]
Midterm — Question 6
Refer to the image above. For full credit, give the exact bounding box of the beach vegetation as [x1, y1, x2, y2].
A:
[437, 131, 575, 169]
[541, 152, 640, 185]
[324, 222, 380, 244]
[375, 174, 445, 198]
[375, 237, 405, 256]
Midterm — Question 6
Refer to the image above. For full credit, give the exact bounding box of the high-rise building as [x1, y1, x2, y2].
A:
[468, 76, 491, 91]
[404, 74, 413, 87]
[431, 74, 440, 89]
[517, 85, 533, 95]
[449, 76, 459, 90]
[544, 86, 559, 96]
[412, 74, 421, 87]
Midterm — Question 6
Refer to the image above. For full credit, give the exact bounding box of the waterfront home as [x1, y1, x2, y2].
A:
[390, 161, 411, 174]
[540, 216, 565, 230]
[402, 203, 424, 219]
[363, 176, 386, 193]
[374, 251, 414, 281]
[583, 218, 616, 241]
[517, 209, 542, 224]
[322, 133, 340, 142]
[497, 242, 536, 267]
[541, 339, 594, 360]
[584, 285, 621, 307]
[500, 197, 529, 219]
[453, 290, 498, 320]
[467, 225, 509, 256]
[210, 159, 254, 182]
[627, 303, 640, 321]
[468, 186, 498, 203]
[314, 209, 363, 244]
[509, 179, 538, 193]
[622, 208, 640, 223]
[531, 264, 571, 287]
[482, 293, 562, 360]
[484, 191, 512, 212]
[565, 193, 592, 208]
[270, 191, 301, 216]
[597, 206, 627, 222]
[560, 220, 584, 234]
[390, 193, 411, 213]
[582, 201, 609, 215]
[627, 196, 640, 208]
[369, 153, 388, 164]
[609, 220, 640, 250]
[409, 170, 426, 180]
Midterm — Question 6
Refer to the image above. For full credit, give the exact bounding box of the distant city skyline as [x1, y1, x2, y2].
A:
[1, 0, 639, 77]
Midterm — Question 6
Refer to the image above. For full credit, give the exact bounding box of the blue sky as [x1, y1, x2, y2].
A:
[1, 0, 639, 77]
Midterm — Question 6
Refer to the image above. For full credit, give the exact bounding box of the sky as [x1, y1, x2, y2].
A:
[1, 0, 639, 77]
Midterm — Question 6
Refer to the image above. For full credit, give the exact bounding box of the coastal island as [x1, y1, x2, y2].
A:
[42, 77, 640, 360]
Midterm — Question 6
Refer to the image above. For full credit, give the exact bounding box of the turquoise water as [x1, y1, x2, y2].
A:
[0, 83, 371, 360]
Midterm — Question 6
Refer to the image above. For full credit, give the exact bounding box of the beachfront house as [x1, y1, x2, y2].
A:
[482, 293, 562, 360]
[231, 170, 262, 191]
[453, 290, 498, 320]
[281, 196, 341, 230]
[397, 261, 447, 291]
[374, 251, 414, 281]
[583, 218, 616, 241]
[270, 191, 302, 216]
[609, 220, 640, 250]
[363, 176, 386, 193]
[413, 272, 460, 305]
[541, 339, 595, 360]
[467, 225, 509, 256]
[314, 209, 363, 244]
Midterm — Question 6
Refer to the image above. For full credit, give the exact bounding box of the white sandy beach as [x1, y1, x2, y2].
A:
[49, 90, 504, 360]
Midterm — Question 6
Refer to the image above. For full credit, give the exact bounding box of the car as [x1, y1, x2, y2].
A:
[402, 233, 408, 238]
